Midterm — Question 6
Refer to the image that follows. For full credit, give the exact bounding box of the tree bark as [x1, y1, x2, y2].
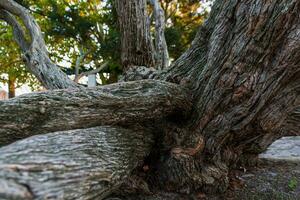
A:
[0, 126, 153, 200]
[115, 0, 155, 70]
[8, 75, 16, 98]
[0, 80, 191, 146]
[149, 0, 169, 70]
[152, 0, 300, 193]
[0, 0, 299, 198]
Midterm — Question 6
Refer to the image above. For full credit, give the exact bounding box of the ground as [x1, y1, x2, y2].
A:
[230, 164, 300, 200]
[107, 137, 300, 200]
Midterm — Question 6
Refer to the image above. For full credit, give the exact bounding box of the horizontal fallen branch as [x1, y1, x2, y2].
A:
[0, 80, 191, 146]
[0, 126, 153, 200]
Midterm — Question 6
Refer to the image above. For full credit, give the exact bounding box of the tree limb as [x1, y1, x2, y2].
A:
[0, 9, 29, 52]
[0, 126, 153, 200]
[0, 80, 191, 146]
[149, 0, 169, 69]
[0, 0, 78, 90]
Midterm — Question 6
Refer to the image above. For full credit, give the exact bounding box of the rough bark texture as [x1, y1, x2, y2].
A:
[152, 0, 300, 193]
[0, 126, 153, 200]
[0, 0, 299, 199]
[0, 80, 191, 146]
[115, 0, 155, 70]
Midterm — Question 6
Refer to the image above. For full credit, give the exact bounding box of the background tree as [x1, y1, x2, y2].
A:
[0, 0, 209, 90]
[0, 21, 39, 97]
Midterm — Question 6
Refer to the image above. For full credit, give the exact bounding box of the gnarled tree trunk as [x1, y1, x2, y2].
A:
[0, 0, 299, 199]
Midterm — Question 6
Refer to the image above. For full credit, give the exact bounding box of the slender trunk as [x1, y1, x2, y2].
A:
[8, 75, 15, 98]
[149, 0, 169, 69]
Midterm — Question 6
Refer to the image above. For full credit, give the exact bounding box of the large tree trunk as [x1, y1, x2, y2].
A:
[156, 0, 300, 193]
[0, 0, 299, 199]
[115, 0, 155, 70]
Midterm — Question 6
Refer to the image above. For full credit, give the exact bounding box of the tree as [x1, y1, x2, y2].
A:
[0, 19, 40, 97]
[0, 0, 299, 199]
[115, 0, 156, 70]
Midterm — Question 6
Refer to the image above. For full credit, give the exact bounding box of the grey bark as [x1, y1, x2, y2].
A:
[149, 0, 169, 69]
[0, 126, 153, 200]
[0, 0, 299, 198]
[0, 80, 191, 146]
[152, 0, 300, 193]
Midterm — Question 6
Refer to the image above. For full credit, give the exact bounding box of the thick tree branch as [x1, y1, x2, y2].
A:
[0, 80, 191, 146]
[0, 9, 29, 52]
[0, 126, 153, 200]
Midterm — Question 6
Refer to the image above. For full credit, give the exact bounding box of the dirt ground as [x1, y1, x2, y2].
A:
[227, 163, 300, 200]
[107, 163, 300, 200]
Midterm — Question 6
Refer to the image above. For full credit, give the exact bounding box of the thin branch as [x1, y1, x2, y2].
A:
[0, 9, 29, 51]
[149, 0, 169, 69]
[74, 62, 108, 83]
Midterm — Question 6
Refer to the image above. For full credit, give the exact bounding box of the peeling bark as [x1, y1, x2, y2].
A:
[149, 0, 169, 69]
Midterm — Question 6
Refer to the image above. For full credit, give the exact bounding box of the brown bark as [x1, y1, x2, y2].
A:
[153, 0, 300, 193]
[115, 0, 155, 70]
[8, 75, 15, 98]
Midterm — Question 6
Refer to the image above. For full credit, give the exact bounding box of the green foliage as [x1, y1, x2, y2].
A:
[0, 0, 211, 90]
[0, 21, 40, 90]
[288, 177, 298, 191]
[162, 0, 211, 60]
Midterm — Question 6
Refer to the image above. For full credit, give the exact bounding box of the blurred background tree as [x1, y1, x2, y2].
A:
[0, 0, 211, 97]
